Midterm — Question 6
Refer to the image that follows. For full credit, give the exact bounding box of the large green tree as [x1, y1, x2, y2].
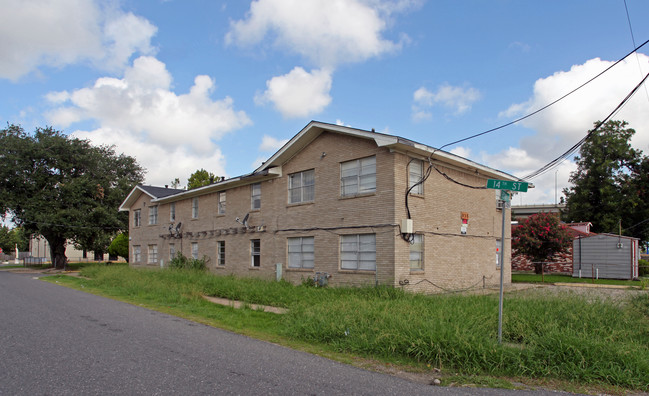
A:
[0, 125, 144, 268]
[563, 120, 648, 240]
[187, 168, 216, 189]
[512, 213, 573, 274]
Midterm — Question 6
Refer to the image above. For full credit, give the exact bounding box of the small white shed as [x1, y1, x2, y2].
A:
[572, 233, 640, 280]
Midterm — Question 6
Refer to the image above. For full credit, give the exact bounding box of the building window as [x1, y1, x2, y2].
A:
[341, 156, 376, 197]
[410, 234, 424, 270]
[169, 243, 175, 260]
[288, 169, 315, 204]
[340, 234, 376, 271]
[148, 244, 157, 264]
[496, 239, 502, 269]
[191, 242, 199, 260]
[192, 198, 199, 219]
[149, 206, 158, 225]
[170, 203, 176, 222]
[133, 209, 141, 227]
[251, 183, 261, 210]
[251, 239, 260, 267]
[409, 159, 424, 195]
[133, 245, 141, 262]
[288, 237, 314, 269]
[217, 241, 225, 266]
[218, 192, 226, 215]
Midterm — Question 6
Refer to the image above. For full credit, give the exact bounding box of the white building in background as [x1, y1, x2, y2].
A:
[29, 235, 120, 263]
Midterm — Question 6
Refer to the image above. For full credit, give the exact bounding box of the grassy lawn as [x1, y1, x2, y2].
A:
[44, 265, 649, 394]
[512, 273, 646, 287]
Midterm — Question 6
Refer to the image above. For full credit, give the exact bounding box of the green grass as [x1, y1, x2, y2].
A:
[45, 266, 649, 393]
[512, 273, 644, 286]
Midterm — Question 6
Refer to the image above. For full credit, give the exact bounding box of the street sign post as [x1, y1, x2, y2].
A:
[486, 179, 529, 192]
[486, 178, 529, 344]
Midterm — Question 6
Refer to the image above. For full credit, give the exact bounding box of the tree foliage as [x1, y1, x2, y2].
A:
[0, 125, 144, 268]
[108, 232, 129, 262]
[0, 226, 29, 254]
[512, 213, 573, 274]
[187, 169, 216, 190]
[563, 120, 649, 242]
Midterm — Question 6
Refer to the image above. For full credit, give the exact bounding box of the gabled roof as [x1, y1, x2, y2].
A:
[256, 121, 527, 183]
[120, 120, 529, 210]
[119, 185, 185, 211]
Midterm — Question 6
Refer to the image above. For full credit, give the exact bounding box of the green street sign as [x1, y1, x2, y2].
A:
[486, 179, 529, 192]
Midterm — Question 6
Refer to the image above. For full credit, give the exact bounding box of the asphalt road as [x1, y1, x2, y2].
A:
[0, 271, 573, 395]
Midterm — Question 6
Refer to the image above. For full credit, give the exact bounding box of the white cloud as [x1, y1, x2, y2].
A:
[255, 67, 332, 118]
[70, 127, 227, 187]
[449, 146, 471, 159]
[45, 56, 251, 184]
[259, 135, 288, 152]
[226, 0, 412, 69]
[412, 84, 481, 121]
[0, 0, 156, 80]
[501, 55, 649, 160]
[478, 55, 649, 205]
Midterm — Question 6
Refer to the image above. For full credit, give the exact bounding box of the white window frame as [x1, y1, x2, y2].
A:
[218, 192, 226, 215]
[148, 244, 157, 264]
[169, 243, 175, 260]
[251, 239, 260, 267]
[217, 241, 225, 266]
[191, 242, 199, 260]
[288, 169, 315, 204]
[251, 183, 261, 210]
[409, 159, 424, 195]
[133, 245, 141, 262]
[170, 203, 176, 222]
[409, 234, 424, 270]
[133, 209, 141, 227]
[341, 156, 376, 197]
[340, 234, 376, 271]
[192, 197, 199, 219]
[288, 237, 314, 269]
[148, 206, 158, 225]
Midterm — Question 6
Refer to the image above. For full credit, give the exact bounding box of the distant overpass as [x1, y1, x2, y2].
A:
[511, 203, 565, 220]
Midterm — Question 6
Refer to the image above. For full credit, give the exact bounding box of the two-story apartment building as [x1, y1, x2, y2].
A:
[120, 121, 521, 293]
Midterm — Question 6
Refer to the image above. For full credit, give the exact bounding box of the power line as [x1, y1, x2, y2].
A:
[437, 38, 649, 152]
[623, 0, 649, 104]
[522, 70, 649, 180]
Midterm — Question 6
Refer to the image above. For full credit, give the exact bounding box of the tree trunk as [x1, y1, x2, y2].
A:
[45, 235, 68, 269]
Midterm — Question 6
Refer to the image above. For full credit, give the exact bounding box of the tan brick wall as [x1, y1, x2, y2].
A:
[127, 131, 511, 293]
[391, 154, 511, 293]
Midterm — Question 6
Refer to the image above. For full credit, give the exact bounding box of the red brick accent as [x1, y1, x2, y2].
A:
[512, 248, 573, 274]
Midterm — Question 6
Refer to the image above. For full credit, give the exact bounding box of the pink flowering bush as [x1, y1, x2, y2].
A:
[512, 213, 573, 274]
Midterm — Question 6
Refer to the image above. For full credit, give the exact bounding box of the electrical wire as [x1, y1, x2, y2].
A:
[623, 0, 649, 104]
[436, 38, 649, 153]
[398, 40, 649, 233]
[522, 70, 649, 180]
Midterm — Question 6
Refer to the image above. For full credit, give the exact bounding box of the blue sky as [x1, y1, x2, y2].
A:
[2, 0, 648, 206]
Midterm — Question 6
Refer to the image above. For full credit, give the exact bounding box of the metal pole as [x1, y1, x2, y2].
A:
[498, 190, 508, 344]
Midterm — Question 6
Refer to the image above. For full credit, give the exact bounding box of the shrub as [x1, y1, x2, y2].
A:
[168, 252, 207, 271]
[639, 259, 648, 277]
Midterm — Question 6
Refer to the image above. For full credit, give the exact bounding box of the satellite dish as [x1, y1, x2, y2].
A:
[168, 223, 174, 236]
[175, 222, 182, 236]
[242, 213, 249, 227]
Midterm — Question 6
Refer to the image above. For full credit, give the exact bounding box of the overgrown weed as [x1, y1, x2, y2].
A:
[70, 266, 649, 391]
